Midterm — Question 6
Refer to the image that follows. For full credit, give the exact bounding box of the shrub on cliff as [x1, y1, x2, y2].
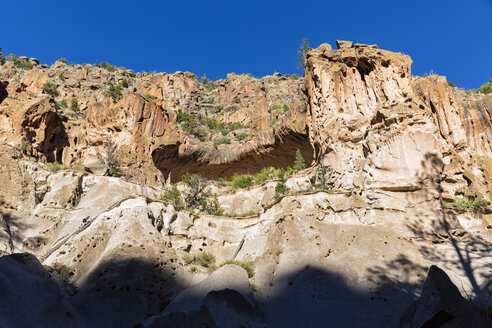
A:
[297, 38, 311, 70]
[254, 166, 283, 185]
[176, 109, 208, 141]
[231, 174, 254, 189]
[52, 262, 72, 284]
[41, 81, 60, 97]
[104, 82, 123, 102]
[201, 74, 218, 92]
[57, 58, 67, 64]
[180, 173, 223, 215]
[161, 185, 184, 209]
[143, 94, 157, 101]
[56, 100, 68, 110]
[213, 137, 231, 147]
[220, 260, 255, 278]
[70, 99, 80, 112]
[6, 54, 33, 70]
[182, 252, 217, 272]
[235, 132, 250, 141]
[479, 80, 492, 94]
[96, 62, 118, 72]
[443, 198, 490, 213]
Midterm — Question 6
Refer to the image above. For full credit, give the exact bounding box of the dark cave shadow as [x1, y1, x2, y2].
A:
[66, 257, 188, 328]
[152, 130, 315, 183]
[260, 265, 423, 328]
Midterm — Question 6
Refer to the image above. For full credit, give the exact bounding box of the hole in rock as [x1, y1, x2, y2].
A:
[152, 131, 315, 183]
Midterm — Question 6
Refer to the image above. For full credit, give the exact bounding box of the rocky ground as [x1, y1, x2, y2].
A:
[0, 41, 491, 328]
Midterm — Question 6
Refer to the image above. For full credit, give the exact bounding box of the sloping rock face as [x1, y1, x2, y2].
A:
[0, 82, 68, 162]
[411, 265, 489, 328]
[0, 253, 81, 328]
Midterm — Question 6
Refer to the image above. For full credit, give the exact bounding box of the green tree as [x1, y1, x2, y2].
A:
[297, 38, 311, 70]
[274, 171, 289, 199]
[479, 80, 492, 94]
[293, 149, 306, 171]
[180, 173, 223, 215]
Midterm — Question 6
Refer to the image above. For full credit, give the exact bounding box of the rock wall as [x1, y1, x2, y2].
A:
[0, 61, 311, 185]
[304, 42, 492, 202]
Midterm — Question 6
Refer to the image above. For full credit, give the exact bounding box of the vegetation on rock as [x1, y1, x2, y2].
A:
[293, 149, 306, 171]
[231, 174, 254, 189]
[103, 141, 121, 177]
[6, 54, 33, 70]
[143, 94, 157, 101]
[479, 80, 492, 94]
[176, 109, 249, 141]
[182, 252, 217, 272]
[443, 198, 490, 213]
[163, 173, 223, 215]
[220, 260, 255, 278]
[70, 99, 80, 112]
[274, 171, 289, 199]
[45, 162, 69, 171]
[96, 62, 119, 72]
[201, 74, 219, 92]
[235, 132, 250, 141]
[297, 38, 311, 70]
[161, 185, 184, 209]
[213, 137, 231, 147]
[56, 99, 68, 110]
[41, 81, 60, 97]
[104, 82, 123, 102]
[52, 262, 72, 284]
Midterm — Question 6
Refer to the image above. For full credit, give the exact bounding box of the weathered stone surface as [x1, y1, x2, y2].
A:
[0, 42, 491, 328]
[144, 265, 265, 328]
[0, 253, 81, 328]
[336, 40, 354, 49]
[411, 265, 489, 328]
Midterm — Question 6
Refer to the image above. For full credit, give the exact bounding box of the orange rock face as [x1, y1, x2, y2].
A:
[0, 43, 490, 195]
[304, 42, 492, 202]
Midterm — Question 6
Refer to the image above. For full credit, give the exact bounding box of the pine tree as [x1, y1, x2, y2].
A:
[293, 149, 306, 171]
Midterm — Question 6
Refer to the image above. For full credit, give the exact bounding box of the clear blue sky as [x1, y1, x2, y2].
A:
[1, 0, 491, 89]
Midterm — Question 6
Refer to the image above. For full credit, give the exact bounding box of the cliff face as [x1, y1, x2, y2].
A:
[0, 61, 311, 185]
[0, 44, 491, 327]
[304, 42, 492, 202]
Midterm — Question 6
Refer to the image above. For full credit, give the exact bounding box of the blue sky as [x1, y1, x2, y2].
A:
[1, 0, 491, 89]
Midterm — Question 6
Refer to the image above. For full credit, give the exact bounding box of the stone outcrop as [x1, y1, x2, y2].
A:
[0, 42, 491, 327]
[411, 265, 489, 327]
[0, 61, 311, 185]
[0, 253, 81, 328]
[304, 42, 492, 204]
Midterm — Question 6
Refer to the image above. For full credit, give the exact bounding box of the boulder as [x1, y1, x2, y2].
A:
[0, 253, 81, 328]
[29, 58, 40, 65]
[336, 40, 354, 49]
[411, 265, 489, 328]
[144, 264, 266, 328]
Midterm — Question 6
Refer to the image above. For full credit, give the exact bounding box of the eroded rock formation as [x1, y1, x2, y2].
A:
[0, 41, 491, 328]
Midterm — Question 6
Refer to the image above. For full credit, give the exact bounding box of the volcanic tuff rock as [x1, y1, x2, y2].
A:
[0, 61, 310, 185]
[0, 41, 491, 328]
